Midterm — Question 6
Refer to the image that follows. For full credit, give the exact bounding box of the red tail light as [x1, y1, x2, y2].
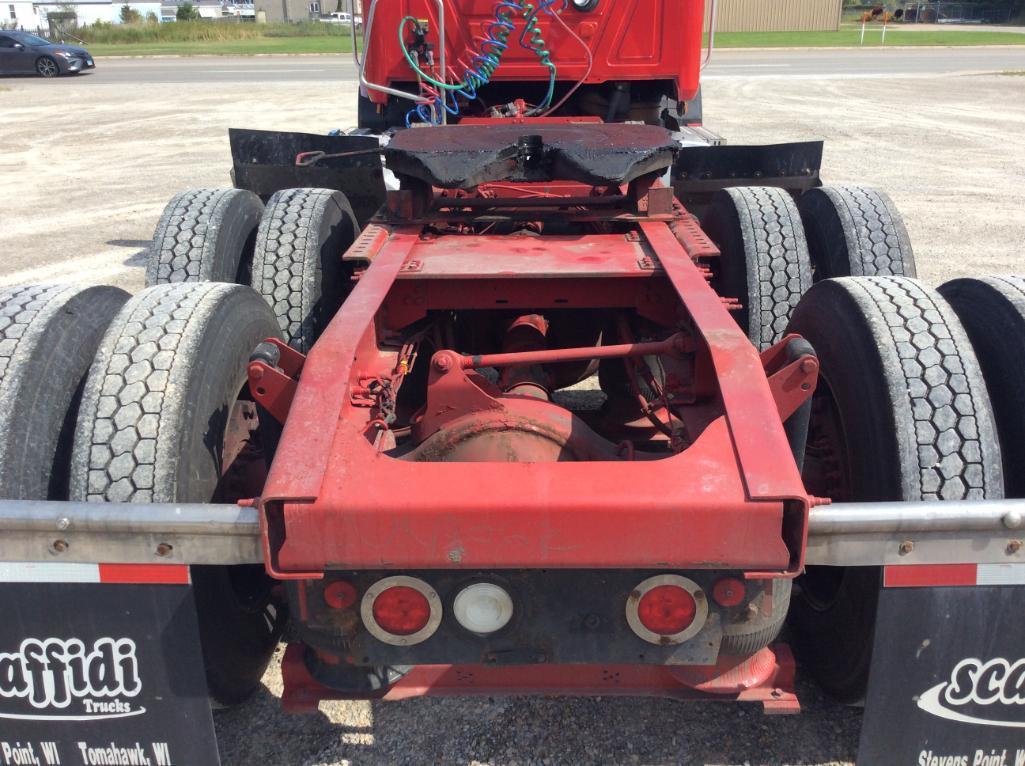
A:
[373, 586, 430, 635]
[712, 577, 747, 608]
[638, 585, 697, 634]
[626, 575, 708, 645]
[360, 576, 441, 646]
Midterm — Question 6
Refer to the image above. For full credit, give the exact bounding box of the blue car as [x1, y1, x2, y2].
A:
[0, 30, 95, 77]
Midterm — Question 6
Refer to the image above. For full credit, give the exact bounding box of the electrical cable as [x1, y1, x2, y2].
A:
[539, 2, 593, 117]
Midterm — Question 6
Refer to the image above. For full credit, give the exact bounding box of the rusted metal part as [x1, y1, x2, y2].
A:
[342, 223, 390, 264]
[248, 338, 306, 424]
[279, 642, 798, 714]
[385, 124, 680, 189]
[409, 354, 636, 463]
[219, 400, 268, 504]
[760, 335, 819, 422]
[461, 334, 691, 370]
[669, 208, 721, 260]
[499, 314, 550, 396]
[630, 173, 675, 216]
[259, 224, 806, 576]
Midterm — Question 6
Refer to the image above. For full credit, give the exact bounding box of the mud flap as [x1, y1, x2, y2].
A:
[0, 564, 221, 766]
[229, 128, 386, 228]
[858, 565, 1025, 765]
[672, 141, 823, 216]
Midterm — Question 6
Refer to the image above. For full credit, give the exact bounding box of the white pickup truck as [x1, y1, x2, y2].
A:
[320, 11, 362, 26]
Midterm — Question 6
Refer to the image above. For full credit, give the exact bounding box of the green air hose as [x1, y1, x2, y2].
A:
[399, 0, 562, 124]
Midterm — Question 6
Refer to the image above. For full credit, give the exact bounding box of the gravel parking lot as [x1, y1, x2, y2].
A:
[1, 56, 1023, 766]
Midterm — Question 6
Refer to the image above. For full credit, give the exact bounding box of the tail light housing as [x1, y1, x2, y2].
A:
[361, 576, 442, 646]
[626, 574, 708, 645]
[452, 582, 514, 635]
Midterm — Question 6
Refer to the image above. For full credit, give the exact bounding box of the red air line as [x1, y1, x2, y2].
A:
[460, 334, 689, 370]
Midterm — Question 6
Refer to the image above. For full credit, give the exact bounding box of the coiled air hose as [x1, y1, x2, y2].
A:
[401, 0, 564, 126]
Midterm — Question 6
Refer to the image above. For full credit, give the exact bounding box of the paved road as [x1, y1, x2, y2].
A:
[50, 46, 1025, 85]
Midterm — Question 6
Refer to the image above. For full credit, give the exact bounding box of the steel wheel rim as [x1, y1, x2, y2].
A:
[799, 377, 854, 611]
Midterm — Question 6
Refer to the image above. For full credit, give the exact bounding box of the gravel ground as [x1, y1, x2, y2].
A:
[2, 63, 1023, 766]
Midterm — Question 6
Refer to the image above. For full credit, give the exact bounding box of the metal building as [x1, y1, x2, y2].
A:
[706, 0, 844, 33]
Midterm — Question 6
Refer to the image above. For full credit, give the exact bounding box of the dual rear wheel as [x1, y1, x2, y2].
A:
[787, 276, 1004, 701]
[702, 184, 916, 350]
[0, 281, 286, 706]
[146, 186, 358, 352]
[700, 185, 1010, 703]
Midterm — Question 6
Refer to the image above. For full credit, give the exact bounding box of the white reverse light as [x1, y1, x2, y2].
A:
[453, 583, 514, 635]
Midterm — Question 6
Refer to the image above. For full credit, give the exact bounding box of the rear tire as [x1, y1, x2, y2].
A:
[702, 186, 812, 350]
[939, 276, 1025, 497]
[0, 284, 128, 499]
[70, 282, 285, 705]
[146, 188, 264, 287]
[251, 188, 358, 352]
[786, 276, 1002, 702]
[799, 186, 916, 280]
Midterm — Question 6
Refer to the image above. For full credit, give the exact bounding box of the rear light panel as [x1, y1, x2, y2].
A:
[299, 570, 778, 668]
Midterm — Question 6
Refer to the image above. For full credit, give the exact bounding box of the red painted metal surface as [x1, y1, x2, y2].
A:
[363, 0, 703, 104]
[258, 206, 811, 577]
[280, 642, 799, 713]
[883, 564, 980, 588]
[97, 564, 190, 585]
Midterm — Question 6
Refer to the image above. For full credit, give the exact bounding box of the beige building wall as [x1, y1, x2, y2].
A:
[705, 0, 843, 32]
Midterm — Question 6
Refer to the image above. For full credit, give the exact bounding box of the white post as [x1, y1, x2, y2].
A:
[881, 17, 888, 45]
[860, 19, 866, 45]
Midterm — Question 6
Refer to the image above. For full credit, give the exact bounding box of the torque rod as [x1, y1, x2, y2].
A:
[459, 333, 691, 370]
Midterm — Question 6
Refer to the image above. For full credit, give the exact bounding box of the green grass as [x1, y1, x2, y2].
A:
[711, 28, 1025, 47]
[89, 36, 354, 56]
[79, 21, 1025, 57]
[76, 20, 356, 56]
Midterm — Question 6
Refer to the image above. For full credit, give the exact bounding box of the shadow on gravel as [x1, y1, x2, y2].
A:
[107, 239, 150, 267]
[214, 673, 861, 766]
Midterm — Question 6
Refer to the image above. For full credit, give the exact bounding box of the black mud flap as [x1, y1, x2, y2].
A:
[858, 565, 1025, 765]
[229, 128, 387, 228]
[672, 141, 823, 215]
[0, 565, 221, 766]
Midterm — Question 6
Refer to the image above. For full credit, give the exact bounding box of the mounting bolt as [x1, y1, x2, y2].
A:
[1003, 510, 1023, 530]
[800, 358, 817, 375]
[433, 355, 452, 372]
[1007, 540, 1023, 556]
[155, 543, 173, 557]
[57, 516, 70, 531]
[52, 539, 69, 554]
[899, 540, 914, 556]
